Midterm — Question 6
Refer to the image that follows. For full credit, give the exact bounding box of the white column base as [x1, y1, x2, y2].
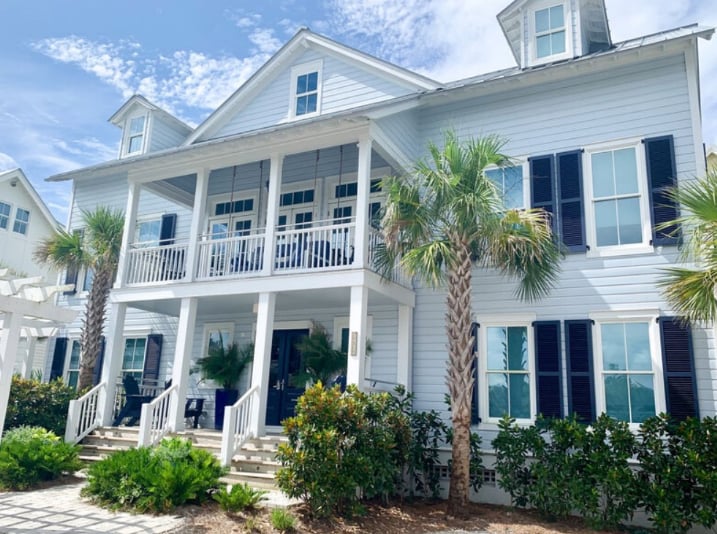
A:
[170, 297, 198, 431]
[250, 292, 276, 437]
[346, 285, 369, 388]
[99, 303, 128, 426]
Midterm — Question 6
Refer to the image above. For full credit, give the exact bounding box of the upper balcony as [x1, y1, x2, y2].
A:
[115, 136, 412, 295]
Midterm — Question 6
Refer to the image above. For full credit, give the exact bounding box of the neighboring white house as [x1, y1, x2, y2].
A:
[0, 168, 62, 378]
[47, 0, 714, 492]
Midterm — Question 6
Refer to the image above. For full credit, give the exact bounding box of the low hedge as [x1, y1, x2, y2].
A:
[6, 376, 78, 436]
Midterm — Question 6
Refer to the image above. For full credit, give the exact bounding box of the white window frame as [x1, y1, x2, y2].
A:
[202, 323, 235, 361]
[63, 339, 82, 389]
[583, 137, 654, 258]
[121, 336, 149, 381]
[12, 207, 29, 235]
[0, 201, 12, 231]
[207, 192, 259, 237]
[289, 60, 323, 120]
[484, 160, 530, 210]
[529, 1, 572, 65]
[134, 214, 163, 247]
[477, 313, 537, 426]
[122, 113, 148, 157]
[590, 309, 666, 428]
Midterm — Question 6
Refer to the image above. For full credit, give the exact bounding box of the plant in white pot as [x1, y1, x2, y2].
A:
[195, 335, 253, 430]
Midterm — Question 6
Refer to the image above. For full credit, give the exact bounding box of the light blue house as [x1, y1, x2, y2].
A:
[47, 0, 714, 497]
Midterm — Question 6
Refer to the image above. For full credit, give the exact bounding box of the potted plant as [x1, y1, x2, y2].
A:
[195, 336, 253, 430]
[295, 323, 347, 389]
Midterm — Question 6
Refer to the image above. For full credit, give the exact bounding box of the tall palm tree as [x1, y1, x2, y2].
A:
[379, 131, 561, 516]
[658, 171, 717, 323]
[35, 206, 124, 390]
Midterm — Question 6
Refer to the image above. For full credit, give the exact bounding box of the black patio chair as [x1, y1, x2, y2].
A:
[113, 375, 154, 426]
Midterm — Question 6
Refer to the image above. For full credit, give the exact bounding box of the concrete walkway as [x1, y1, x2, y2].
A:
[0, 483, 184, 533]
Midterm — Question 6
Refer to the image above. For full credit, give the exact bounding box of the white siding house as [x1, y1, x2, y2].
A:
[48, 0, 714, 491]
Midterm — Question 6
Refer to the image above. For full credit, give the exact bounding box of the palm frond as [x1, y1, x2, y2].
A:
[81, 206, 125, 269]
[33, 229, 85, 270]
[657, 266, 717, 323]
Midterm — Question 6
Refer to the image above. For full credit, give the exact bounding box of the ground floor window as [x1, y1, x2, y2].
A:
[485, 326, 532, 419]
[122, 338, 147, 382]
[594, 317, 662, 424]
[66, 340, 81, 388]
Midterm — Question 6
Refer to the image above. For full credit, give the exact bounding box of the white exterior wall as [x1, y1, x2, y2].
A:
[211, 48, 417, 141]
[0, 181, 57, 281]
[409, 50, 716, 431]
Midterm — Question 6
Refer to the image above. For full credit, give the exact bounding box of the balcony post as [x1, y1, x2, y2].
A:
[354, 136, 372, 269]
[99, 302, 127, 426]
[249, 291, 276, 437]
[116, 181, 140, 288]
[262, 154, 283, 275]
[346, 285, 369, 389]
[185, 168, 209, 282]
[397, 304, 414, 391]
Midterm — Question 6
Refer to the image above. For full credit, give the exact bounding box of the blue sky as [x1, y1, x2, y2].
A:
[1, 0, 715, 225]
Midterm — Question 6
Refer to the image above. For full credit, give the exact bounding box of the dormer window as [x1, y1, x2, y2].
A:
[290, 60, 322, 119]
[127, 115, 146, 154]
[535, 4, 566, 59]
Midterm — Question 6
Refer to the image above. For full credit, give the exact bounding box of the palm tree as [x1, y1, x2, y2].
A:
[35, 206, 124, 390]
[378, 131, 561, 516]
[657, 171, 717, 323]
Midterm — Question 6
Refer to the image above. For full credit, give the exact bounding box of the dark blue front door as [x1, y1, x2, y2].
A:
[265, 329, 309, 426]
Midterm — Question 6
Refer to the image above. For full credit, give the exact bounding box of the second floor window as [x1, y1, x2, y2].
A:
[535, 4, 566, 59]
[0, 202, 10, 230]
[486, 165, 525, 209]
[13, 208, 29, 234]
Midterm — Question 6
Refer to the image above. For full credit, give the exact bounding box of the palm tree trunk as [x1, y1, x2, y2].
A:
[446, 244, 474, 517]
[78, 267, 114, 390]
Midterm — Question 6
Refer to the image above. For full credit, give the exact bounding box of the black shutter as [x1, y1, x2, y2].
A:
[530, 155, 557, 236]
[143, 334, 163, 382]
[659, 318, 698, 421]
[471, 322, 480, 424]
[565, 320, 595, 422]
[159, 214, 177, 245]
[50, 337, 68, 381]
[534, 321, 563, 418]
[92, 336, 106, 386]
[644, 135, 679, 245]
[556, 151, 586, 252]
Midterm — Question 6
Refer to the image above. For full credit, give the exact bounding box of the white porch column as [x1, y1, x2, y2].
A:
[346, 285, 369, 388]
[115, 181, 140, 288]
[99, 302, 128, 425]
[250, 291, 276, 437]
[0, 311, 23, 438]
[169, 297, 198, 431]
[262, 155, 284, 275]
[185, 168, 209, 282]
[20, 333, 36, 379]
[397, 305, 414, 392]
[354, 136, 372, 269]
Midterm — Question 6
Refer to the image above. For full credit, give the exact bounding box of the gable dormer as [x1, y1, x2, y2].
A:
[498, 0, 611, 69]
[109, 95, 193, 159]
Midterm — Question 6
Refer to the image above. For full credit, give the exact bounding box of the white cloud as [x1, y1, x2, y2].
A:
[249, 28, 282, 55]
[0, 153, 19, 171]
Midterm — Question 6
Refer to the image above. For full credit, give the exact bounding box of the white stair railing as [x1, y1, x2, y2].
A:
[65, 382, 105, 444]
[220, 385, 259, 467]
[137, 384, 177, 447]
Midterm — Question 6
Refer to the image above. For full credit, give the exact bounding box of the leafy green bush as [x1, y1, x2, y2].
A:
[6, 376, 78, 436]
[213, 483, 267, 513]
[0, 426, 82, 490]
[270, 508, 296, 531]
[637, 415, 717, 533]
[276, 383, 411, 517]
[82, 437, 226, 513]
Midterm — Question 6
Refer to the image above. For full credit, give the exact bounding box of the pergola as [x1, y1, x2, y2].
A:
[0, 269, 78, 438]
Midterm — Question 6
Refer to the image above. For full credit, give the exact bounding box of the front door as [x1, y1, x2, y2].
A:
[265, 329, 309, 426]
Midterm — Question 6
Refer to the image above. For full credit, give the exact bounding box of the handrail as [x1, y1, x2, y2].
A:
[138, 384, 177, 447]
[220, 385, 260, 467]
[65, 381, 105, 444]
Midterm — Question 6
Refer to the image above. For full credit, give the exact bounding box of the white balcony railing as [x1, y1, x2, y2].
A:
[126, 241, 188, 285]
[274, 218, 355, 272]
[196, 229, 266, 279]
[65, 382, 104, 444]
[368, 227, 411, 286]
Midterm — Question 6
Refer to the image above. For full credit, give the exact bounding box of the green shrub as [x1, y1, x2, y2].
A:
[276, 384, 411, 517]
[270, 508, 296, 532]
[0, 426, 82, 490]
[82, 437, 226, 513]
[637, 414, 717, 533]
[213, 483, 267, 513]
[6, 376, 78, 436]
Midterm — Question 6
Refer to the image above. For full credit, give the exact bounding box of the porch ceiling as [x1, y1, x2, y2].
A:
[125, 285, 401, 318]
